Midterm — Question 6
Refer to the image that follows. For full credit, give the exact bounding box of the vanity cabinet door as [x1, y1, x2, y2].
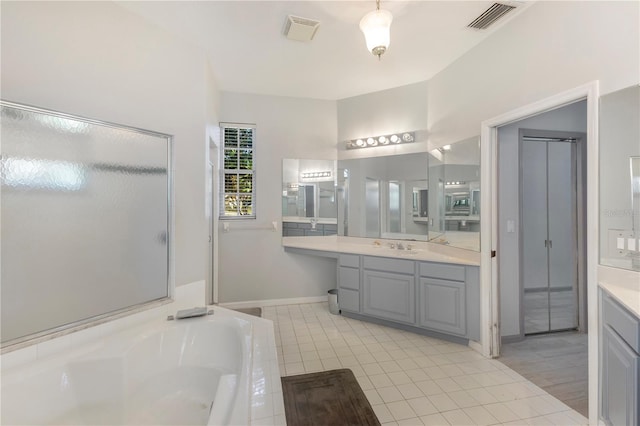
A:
[362, 270, 415, 324]
[418, 278, 466, 336]
[601, 324, 639, 426]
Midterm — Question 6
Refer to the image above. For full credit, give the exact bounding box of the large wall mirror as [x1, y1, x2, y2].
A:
[600, 84, 640, 271]
[338, 153, 432, 240]
[441, 136, 481, 251]
[282, 138, 481, 251]
[282, 159, 337, 236]
[335, 138, 480, 250]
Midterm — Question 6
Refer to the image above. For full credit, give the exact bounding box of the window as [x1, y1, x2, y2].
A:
[220, 123, 256, 218]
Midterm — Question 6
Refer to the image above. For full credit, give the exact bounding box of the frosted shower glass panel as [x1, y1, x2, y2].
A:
[1, 102, 171, 344]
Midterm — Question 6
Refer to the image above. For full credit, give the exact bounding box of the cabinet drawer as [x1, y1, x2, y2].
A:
[338, 266, 360, 290]
[339, 288, 360, 313]
[339, 254, 360, 268]
[603, 293, 640, 353]
[419, 262, 465, 282]
[363, 256, 414, 274]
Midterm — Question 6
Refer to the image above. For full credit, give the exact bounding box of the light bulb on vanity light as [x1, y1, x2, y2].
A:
[378, 136, 388, 144]
[367, 137, 376, 146]
[390, 134, 399, 143]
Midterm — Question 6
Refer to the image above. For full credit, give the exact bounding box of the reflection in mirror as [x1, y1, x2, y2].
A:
[441, 136, 481, 251]
[633, 157, 640, 237]
[338, 153, 432, 241]
[599, 85, 640, 271]
[282, 159, 337, 236]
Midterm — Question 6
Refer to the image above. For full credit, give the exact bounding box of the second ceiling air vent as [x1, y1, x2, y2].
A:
[467, 2, 517, 30]
[284, 15, 320, 42]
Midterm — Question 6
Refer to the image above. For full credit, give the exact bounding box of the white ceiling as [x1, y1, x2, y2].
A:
[119, 1, 533, 100]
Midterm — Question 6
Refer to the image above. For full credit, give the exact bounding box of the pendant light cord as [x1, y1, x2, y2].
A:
[376, 0, 380, 10]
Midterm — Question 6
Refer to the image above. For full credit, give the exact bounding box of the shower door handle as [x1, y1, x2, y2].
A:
[544, 239, 553, 248]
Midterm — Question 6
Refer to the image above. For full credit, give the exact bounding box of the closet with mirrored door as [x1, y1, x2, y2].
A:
[520, 132, 580, 335]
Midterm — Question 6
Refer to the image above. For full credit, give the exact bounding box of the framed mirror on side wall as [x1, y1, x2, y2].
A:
[282, 159, 337, 236]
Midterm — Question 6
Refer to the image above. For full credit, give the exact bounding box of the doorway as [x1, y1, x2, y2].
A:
[520, 131, 581, 335]
[494, 105, 589, 417]
[481, 82, 599, 421]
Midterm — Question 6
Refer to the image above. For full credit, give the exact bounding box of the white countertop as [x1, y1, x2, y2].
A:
[282, 217, 337, 225]
[599, 264, 640, 317]
[282, 235, 480, 266]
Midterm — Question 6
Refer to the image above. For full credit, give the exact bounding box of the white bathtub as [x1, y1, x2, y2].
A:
[1, 312, 261, 425]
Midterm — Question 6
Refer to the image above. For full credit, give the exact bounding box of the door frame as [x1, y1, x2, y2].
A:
[480, 81, 599, 421]
[518, 129, 585, 337]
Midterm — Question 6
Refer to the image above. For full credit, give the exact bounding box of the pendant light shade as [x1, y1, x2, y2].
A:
[359, 2, 393, 59]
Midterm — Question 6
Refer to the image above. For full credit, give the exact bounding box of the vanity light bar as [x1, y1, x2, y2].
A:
[446, 181, 466, 185]
[346, 132, 415, 149]
[301, 171, 332, 179]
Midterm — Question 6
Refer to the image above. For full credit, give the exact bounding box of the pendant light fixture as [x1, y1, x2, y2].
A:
[359, 0, 393, 59]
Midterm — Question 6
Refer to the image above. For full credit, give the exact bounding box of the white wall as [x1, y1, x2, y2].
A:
[218, 92, 338, 303]
[427, 0, 640, 148]
[497, 100, 587, 338]
[1, 1, 218, 290]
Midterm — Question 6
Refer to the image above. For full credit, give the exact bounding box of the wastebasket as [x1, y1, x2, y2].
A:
[328, 289, 339, 315]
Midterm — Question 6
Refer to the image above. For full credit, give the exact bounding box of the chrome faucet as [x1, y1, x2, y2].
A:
[310, 218, 318, 229]
[397, 242, 405, 250]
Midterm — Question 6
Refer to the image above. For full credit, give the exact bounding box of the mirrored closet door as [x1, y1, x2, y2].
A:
[521, 136, 578, 335]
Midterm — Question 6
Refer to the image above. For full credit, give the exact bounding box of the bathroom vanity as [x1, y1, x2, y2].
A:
[599, 285, 639, 426]
[283, 236, 480, 345]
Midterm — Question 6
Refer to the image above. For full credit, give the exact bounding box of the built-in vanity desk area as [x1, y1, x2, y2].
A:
[282, 138, 482, 345]
[283, 236, 481, 345]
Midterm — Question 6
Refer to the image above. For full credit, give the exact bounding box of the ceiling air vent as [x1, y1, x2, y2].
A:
[284, 15, 320, 42]
[467, 2, 517, 30]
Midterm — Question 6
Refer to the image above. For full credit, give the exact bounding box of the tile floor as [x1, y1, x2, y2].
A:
[499, 332, 589, 418]
[263, 302, 589, 426]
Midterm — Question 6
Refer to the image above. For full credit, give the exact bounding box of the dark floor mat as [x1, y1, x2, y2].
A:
[281, 369, 380, 426]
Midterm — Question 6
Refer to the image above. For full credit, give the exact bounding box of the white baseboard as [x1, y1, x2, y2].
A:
[468, 339, 485, 356]
[219, 296, 327, 309]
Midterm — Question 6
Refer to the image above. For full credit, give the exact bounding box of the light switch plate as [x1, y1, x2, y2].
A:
[629, 238, 638, 251]
[507, 220, 515, 233]
[617, 237, 626, 250]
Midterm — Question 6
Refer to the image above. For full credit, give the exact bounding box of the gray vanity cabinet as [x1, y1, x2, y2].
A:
[418, 262, 468, 336]
[361, 256, 416, 323]
[363, 270, 415, 324]
[600, 290, 640, 426]
[337, 254, 360, 313]
[335, 252, 480, 343]
[418, 278, 466, 336]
